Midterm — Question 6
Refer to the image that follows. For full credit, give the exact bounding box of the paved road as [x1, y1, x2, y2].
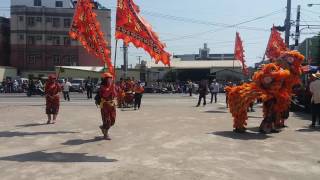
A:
[0, 93, 319, 180]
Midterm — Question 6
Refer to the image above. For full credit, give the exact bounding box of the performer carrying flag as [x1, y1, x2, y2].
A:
[99, 72, 117, 140]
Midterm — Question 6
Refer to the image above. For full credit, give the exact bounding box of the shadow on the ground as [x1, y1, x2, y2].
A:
[0, 151, 117, 163]
[62, 137, 104, 146]
[217, 106, 228, 110]
[0, 131, 78, 138]
[204, 110, 227, 113]
[209, 130, 271, 140]
[296, 127, 320, 132]
[16, 123, 47, 127]
[291, 112, 311, 121]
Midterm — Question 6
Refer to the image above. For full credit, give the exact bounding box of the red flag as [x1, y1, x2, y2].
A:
[69, 0, 113, 74]
[116, 0, 171, 66]
[234, 32, 248, 75]
[265, 27, 288, 61]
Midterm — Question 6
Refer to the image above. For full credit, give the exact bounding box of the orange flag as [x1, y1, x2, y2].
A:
[69, 0, 113, 74]
[265, 27, 288, 61]
[234, 32, 248, 75]
[116, 0, 171, 66]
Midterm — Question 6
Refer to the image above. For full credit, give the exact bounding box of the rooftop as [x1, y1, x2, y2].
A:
[147, 59, 243, 69]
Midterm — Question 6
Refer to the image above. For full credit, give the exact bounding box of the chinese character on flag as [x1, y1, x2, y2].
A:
[116, 0, 171, 66]
[69, 0, 113, 74]
[265, 27, 288, 61]
[234, 32, 248, 75]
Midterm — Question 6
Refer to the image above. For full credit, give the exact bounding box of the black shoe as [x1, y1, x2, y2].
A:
[270, 129, 280, 133]
[310, 124, 316, 128]
[233, 128, 246, 133]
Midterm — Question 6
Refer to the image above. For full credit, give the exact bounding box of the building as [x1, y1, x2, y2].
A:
[173, 43, 235, 61]
[54, 66, 141, 82]
[298, 35, 320, 66]
[0, 17, 10, 66]
[11, 0, 73, 8]
[145, 58, 244, 82]
[10, 0, 111, 77]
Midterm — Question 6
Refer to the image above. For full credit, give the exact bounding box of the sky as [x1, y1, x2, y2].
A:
[0, 0, 319, 67]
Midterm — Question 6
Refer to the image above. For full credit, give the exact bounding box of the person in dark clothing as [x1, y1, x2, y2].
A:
[85, 77, 93, 99]
[27, 80, 35, 97]
[133, 82, 144, 110]
[196, 79, 208, 107]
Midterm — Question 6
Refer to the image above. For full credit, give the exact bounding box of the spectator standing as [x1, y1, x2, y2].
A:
[196, 79, 208, 107]
[209, 79, 219, 103]
[62, 78, 72, 101]
[187, 80, 193, 96]
[85, 77, 94, 99]
[309, 72, 320, 128]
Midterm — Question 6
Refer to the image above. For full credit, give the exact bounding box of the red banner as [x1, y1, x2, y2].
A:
[116, 0, 171, 66]
[265, 27, 288, 61]
[234, 32, 248, 75]
[69, 0, 113, 74]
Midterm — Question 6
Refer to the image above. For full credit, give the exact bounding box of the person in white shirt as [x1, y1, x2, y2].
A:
[209, 79, 219, 103]
[62, 78, 72, 101]
[309, 72, 320, 128]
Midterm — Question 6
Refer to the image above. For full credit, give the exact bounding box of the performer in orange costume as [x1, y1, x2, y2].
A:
[273, 51, 304, 128]
[99, 72, 116, 140]
[45, 75, 61, 124]
[116, 78, 126, 108]
[227, 50, 304, 133]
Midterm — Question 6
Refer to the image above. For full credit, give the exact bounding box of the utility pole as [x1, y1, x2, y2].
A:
[294, 5, 301, 49]
[123, 42, 128, 78]
[285, 0, 292, 47]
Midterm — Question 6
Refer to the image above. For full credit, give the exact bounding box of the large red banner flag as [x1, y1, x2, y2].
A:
[234, 32, 248, 75]
[116, 0, 171, 66]
[69, 0, 113, 74]
[265, 27, 288, 61]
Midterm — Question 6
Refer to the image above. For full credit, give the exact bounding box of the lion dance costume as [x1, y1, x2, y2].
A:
[226, 50, 304, 133]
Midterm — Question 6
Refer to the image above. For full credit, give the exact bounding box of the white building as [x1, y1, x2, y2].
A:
[11, 0, 73, 8]
[146, 58, 245, 82]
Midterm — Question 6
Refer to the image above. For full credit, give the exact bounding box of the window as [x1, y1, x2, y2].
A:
[19, 34, 24, 40]
[27, 36, 36, 45]
[27, 55, 36, 64]
[52, 36, 60, 45]
[55, 1, 63, 7]
[19, 16, 24, 22]
[27, 17, 35, 26]
[52, 18, 60, 28]
[46, 36, 52, 41]
[36, 35, 42, 41]
[64, 56, 71, 65]
[63, 18, 71, 28]
[34, 0, 42, 7]
[46, 17, 52, 23]
[36, 17, 42, 23]
[64, 37, 71, 46]
[53, 55, 61, 64]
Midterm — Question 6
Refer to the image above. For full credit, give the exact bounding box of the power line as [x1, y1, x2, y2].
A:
[162, 8, 285, 41]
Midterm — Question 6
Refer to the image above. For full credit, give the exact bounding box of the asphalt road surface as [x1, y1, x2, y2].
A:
[0, 93, 319, 180]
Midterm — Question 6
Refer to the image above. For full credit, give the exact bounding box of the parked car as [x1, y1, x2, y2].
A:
[70, 78, 85, 92]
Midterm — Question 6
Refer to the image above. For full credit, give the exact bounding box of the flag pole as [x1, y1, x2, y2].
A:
[113, 39, 118, 80]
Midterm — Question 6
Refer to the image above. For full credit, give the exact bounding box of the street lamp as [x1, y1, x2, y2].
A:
[307, 3, 320, 7]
